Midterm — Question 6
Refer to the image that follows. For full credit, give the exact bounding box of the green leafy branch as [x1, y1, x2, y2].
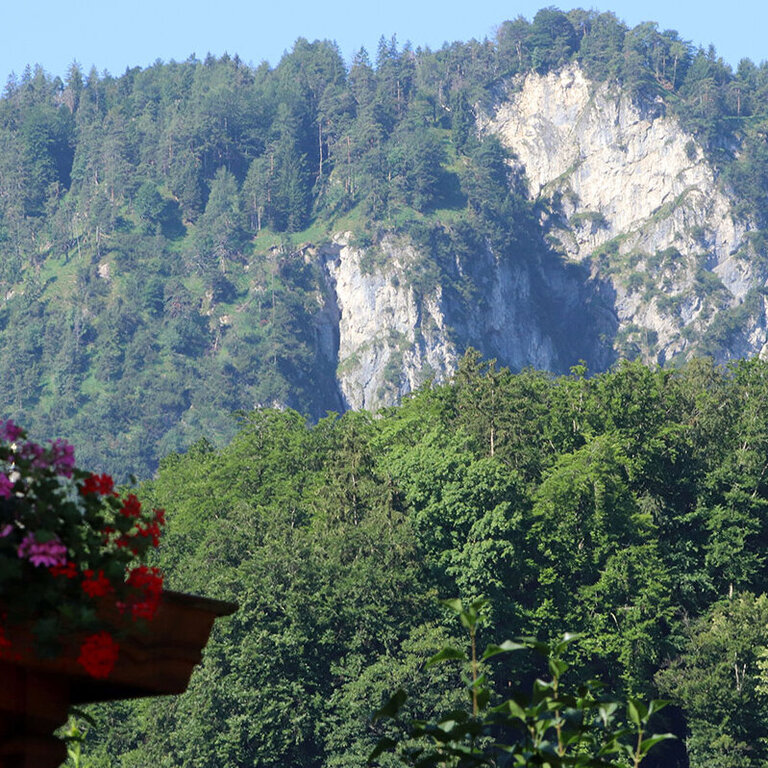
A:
[370, 598, 674, 768]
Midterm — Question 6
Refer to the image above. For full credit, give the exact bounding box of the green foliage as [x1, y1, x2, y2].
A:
[0, 40, 767, 768]
[657, 593, 768, 768]
[371, 599, 674, 768]
[458, 137, 534, 253]
[56, 355, 768, 768]
[576, 12, 625, 81]
[59, 709, 104, 768]
[529, 8, 578, 73]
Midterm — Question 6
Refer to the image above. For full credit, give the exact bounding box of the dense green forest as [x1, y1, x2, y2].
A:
[69, 356, 768, 768]
[4, 7, 768, 477]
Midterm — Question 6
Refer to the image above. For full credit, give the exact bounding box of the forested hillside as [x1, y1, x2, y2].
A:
[74, 357, 768, 768]
[4, 8, 768, 476]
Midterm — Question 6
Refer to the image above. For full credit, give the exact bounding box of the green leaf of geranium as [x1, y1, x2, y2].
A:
[627, 698, 647, 727]
[482, 639, 527, 660]
[441, 598, 463, 614]
[640, 734, 676, 754]
[367, 737, 397, 763]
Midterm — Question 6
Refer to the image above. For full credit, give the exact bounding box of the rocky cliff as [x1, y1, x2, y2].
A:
[481, 64, 768, 364]
[317, 228, 614, 411]
[313, 64, 768, 410]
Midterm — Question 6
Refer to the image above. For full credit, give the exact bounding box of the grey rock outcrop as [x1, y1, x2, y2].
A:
[319, 232, 614, 411]
[305, 64, 768, 411]
[481, 65, 768, 364]
[320, 234, 457, 410]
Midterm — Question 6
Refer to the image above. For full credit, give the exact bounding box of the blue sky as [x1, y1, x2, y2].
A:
[3, 1, 766, 83]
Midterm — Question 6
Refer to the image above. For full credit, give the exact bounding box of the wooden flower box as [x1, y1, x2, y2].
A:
[0, 590, 236, 768]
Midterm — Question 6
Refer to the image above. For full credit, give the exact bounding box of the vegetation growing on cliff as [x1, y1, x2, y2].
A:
[2, 8, 768, 475]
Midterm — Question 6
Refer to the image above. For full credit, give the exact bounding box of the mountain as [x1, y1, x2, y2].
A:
[1, 9, 768, 476]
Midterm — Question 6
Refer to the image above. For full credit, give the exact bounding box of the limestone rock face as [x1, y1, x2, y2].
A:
[480, 65, 767, 364]
[306, 64, 768, 411]
[321, 234, 457, 410]
[320, 233, 614, 411]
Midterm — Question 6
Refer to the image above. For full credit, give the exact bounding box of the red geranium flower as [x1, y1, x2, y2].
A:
[81, 472, 115, 496]
[82, 569, 113, 597]
[124, 565, 164, 621]
[0, 419, 166, 679]
[120, 494, 142, 519]
[136, 521, 162, 547]
[0, 623, 11, 651]
[50, 561, 78, 579]
[77, 631, 120, 679]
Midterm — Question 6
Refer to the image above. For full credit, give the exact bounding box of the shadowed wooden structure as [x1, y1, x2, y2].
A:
[0, 591, 236, 768]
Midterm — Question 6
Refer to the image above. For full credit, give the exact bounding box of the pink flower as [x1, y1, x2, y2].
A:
[0, 524, 12, 538]
[0, 474, 13, 499]
[48, 439, 75, 477]
[18, 442, 46, 469]
[17, 533, 67, 568]
[0, 420, 24, 442]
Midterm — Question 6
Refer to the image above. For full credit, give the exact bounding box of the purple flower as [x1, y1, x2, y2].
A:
[48, 439, 76, 478]
[0, 473, 13, 499]
[17, 533, 68, 568]
[0, 524, 12, 538]
[18, 441, 46, 469]
[0, 420, 24, 443]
